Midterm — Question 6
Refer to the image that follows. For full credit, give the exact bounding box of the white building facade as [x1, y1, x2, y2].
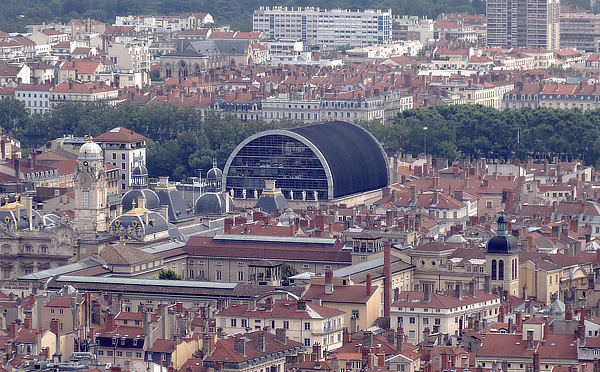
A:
[253, 7, 392, 49]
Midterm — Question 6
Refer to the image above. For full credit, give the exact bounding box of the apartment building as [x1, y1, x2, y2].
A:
[94, 127, 147, 192]
[261, 97, 322, 122]
[14, 84, 51, 115]
[560, 6, 600, 51]
[50, 82, 120, 107]
[107, 42, 151, 88]
[253, 7, 392, 49]
[393, 16, 434, 44]
[216, 299, 345, 349]
[390, 286, 500, 343]
[204, 330, 302, 372]
[487, 0, 560, 50]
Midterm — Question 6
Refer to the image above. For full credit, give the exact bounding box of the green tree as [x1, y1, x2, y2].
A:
[280, 263, 298, 286]
[159, 269, 182, 280]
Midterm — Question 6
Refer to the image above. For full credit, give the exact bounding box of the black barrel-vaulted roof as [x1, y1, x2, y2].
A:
[288, 121, 389, 198]
[224, 121, 389, 200]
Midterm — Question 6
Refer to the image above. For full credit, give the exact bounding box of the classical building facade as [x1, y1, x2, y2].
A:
[390, 287, 500, 343]
[0, 198, 75, 281]
[160, 40, 252, 79]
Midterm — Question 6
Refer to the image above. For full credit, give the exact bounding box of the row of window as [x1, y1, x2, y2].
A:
[98, 350, 142, 358]
[2, 244, 48, 254]
[398, 316, 442, 325]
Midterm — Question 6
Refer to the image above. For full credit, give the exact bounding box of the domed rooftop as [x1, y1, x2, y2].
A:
[121, 189, 160, 213]
[109, 211, 168, 236]
[195, 192, 234, 215]
[207, 167, 223, 180]
[132, 164, 148, 176]
[79, 138, 103, 161]
[486, 214, 520, 254]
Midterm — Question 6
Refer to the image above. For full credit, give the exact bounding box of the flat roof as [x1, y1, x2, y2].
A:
[55, 275, 238, 290]
[19, 257, 103, 280]
[213, 234, 337, 245]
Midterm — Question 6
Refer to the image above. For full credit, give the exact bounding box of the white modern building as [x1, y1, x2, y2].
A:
[253, 7, 392, 49]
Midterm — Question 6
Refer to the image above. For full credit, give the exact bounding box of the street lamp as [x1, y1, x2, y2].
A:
[423, 126, 428, 155]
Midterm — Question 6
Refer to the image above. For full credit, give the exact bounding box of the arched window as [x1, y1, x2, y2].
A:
[512, 259, 516, 280]
[499, 259, 504, 281]
[491, 259, 497, 280]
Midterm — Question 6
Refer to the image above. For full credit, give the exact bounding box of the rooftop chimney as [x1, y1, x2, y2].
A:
[526, 330, 534, 350]
[396, 328, 404, 352]
[384, 243, 392, 324]
[455, 282, 463, 299]
[106, 311, 115, 331]
[364, 331, 373, 348]
[533, 351, 540, 372]
[9, 323, 17, 339]
[366, 274, 372, 297]
[275, 328, 286, 344]
[468, 280, 476, 296]
[325, 271, 334, 294]
[233, 338, 246, 355]
[313, 343, 322, 361]
[258, 333, 266, 352]
[51, 319, 62, 363]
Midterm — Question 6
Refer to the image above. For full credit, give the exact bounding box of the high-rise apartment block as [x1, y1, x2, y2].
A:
[487, 0, 560, 50]
[560, 5, 600, 51]
[253, 7, 392, 49]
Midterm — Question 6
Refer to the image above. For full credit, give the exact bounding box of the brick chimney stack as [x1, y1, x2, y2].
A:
[325, 271, 334, 295]
[384, 244, 392, 325]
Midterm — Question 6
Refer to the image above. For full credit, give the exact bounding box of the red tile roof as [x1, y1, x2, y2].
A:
[42, 29, 66, 36]
[94, 127, 147, 143]
[184, 236, 350, 263]
[52, 82, 117, 94]
[44, 297, 73, 308]
[15, 84, 52, 91]
[205, 330, 301, 363]
[147, 338, 176, 353]
[14, 328, 42, 343]
[477, 333, 578, 361]
[60, 60, 101, 74]
[303, 284, 378, 304]
[393, 290, 499, 309]
[217, 299, 344, 319]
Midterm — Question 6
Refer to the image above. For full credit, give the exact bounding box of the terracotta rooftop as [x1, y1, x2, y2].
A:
[216, 299, 344, 319]
[205, 330, 302, 363]
[303, 283, 379, 304]
[94, 126, 147, 143]
[393, 290, 499, 309]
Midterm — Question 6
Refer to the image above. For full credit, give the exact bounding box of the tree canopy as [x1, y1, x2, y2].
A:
[3, 100, 600, 181]
[364, 104, 600, 166]
[158, 269, 182, 280]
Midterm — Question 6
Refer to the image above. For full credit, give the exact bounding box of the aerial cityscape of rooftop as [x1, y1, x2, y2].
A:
[1, 0, 600, 372]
